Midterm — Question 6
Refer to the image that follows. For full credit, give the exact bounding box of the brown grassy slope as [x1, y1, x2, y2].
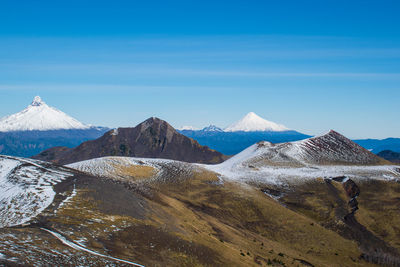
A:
[279, 178, 400, 266]
[355, 180, 400, 251]
[32, 169, 380, 267]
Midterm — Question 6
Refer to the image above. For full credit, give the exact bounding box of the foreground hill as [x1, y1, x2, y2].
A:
[206, 130, 393, 185]
[33, 117, 227, 165]
[220, 130, 389, 167]
[0, 96, 108, 157]
[1, 145, 400, 266]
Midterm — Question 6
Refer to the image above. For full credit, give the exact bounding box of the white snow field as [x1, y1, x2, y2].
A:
[68, 156, 196, 183]
[224, 112, 289, 132]
[0, 96, 90, 132]
[0, 155, 73, 227]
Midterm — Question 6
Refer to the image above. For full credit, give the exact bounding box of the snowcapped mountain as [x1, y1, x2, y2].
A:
[0, 96, 90, 132]
[177, 112, 307, 155]
[224, 112, 289, 132]
[0, 96, 109, 157]
[202, 125, 223, 132]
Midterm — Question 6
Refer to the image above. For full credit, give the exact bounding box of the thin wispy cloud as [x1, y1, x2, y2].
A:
[1, 61, 399, 80]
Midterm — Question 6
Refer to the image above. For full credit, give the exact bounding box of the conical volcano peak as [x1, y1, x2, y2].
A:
[244, 112, 258, 118]
[0, 96, 90, 131]
[31, 96, 45, 107]
[225, 112, 289, 132]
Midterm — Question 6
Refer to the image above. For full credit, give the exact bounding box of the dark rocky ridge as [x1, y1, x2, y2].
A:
[242, 130, 390, 168]
[298, 130, 389, 165]
[33, 117, 228, 165]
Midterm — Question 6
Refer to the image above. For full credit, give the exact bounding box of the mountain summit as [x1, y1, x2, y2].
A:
[0, 96, 90, 132]
[33, 117, 227, 165]
[218, 130, 389, 169]
[224, 112, 289, 132]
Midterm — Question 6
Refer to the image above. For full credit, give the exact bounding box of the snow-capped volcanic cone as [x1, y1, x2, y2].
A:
[0, 96, 90, 132]
[224, 112, 289, 132]
[0, 96, 108, 157]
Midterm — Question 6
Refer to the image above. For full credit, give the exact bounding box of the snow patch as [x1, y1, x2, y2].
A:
[0, 156, 73, 227]
[111, 128, 119, 136]
[56, 184, 77, 213]
[41, 228, 145, 266]
[68, 156, 196, 183]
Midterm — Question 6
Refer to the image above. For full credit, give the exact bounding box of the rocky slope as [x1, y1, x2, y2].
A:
[33, 117, 227, 165]
[205, 130, 396, 185]
[229, 130, 389, 167]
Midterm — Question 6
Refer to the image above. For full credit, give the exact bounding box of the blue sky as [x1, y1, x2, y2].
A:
[0, 0, 399, 138]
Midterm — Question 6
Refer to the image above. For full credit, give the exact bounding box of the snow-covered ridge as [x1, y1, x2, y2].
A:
[68, 156, 197, 183]
[0, 155, 73, 227]
[205, 130, 399, 184]
[0, 96, 90, 132]
[224, 112, 289, 132]
[216, 130, 386, 168]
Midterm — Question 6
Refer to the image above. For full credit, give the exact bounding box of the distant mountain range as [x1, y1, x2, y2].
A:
[33, 117, 227, 165]
[178, 112, 311, 155]
[178, 112, 400, 155]
[377, 150, 400, 163]
[0, 99, 399, 159]
[0, 96, 108, 157]
[353, 138, 400, 154]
